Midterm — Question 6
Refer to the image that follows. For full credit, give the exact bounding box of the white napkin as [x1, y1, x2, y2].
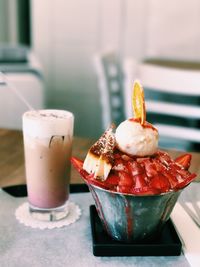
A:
[171, 202, 200, 267]
[15, 201, 81, 229]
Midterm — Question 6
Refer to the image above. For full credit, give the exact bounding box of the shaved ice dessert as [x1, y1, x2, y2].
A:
[71, 81, 196, 242]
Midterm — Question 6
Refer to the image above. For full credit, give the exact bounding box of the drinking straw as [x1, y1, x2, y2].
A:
[0, 71, 34, 110]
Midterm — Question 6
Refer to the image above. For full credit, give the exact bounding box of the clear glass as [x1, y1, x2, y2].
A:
[22, 109, 74, 221]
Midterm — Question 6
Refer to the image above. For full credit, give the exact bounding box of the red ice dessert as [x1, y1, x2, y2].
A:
[71, 80, 196, 195]
[71, 150, 196, 196]
[71, 81, 197, 243]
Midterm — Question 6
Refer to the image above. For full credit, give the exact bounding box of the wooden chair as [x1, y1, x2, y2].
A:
[94, 51, 125, 130]
[124, 58, 200, 152]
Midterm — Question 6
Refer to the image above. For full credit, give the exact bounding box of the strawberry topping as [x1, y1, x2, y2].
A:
[174, 153, 192, 170]
[71, 150, 196, 195]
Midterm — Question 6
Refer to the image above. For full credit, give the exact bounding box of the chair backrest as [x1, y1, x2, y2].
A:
[94, 52, 125, 129]
[124, 58, 200, 152]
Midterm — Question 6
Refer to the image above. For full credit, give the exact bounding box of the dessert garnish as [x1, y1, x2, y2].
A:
[132, 80, 146, 125]
[115, 80, 158, 157]
[83, 125, 115, 180]
[71, 80, 196, 195]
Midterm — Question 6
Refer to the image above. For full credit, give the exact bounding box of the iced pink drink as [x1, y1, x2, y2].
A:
[23, 110, 74, 214]
[24, 134, 72, 208]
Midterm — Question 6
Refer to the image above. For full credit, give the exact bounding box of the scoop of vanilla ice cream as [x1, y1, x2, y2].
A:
[115, 119, 158, 156]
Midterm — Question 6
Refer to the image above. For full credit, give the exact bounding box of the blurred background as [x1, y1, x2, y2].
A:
[0, 0, 200, 151]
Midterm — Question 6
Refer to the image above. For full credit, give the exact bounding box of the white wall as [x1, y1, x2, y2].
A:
[31, 0, 200, 138]
[31, 0, 130, 138]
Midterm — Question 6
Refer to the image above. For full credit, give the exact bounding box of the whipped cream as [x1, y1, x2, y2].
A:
[23, 110, 74, 138]
[115, 119, 158, 156]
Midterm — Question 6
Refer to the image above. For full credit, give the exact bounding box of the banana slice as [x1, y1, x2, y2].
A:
[83, 125, 115, 180]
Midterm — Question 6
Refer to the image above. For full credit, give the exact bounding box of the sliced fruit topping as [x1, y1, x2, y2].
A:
[162, 170, 178, 189]
[134, 173, 148, 190]
[72, 149, 196, 195]
[83, 125, 116, 180]
[71, 157, 83, 172]
[149, 174, 171, 193]
[106, 173, 120, 186]
[174, 173, 197, 190]
[127, 161, 145, 176]
[175, 153, 192, 170]
[118, 171, 134, 187]
[143, 160, 158, 177]
[132, 80, 146, 125]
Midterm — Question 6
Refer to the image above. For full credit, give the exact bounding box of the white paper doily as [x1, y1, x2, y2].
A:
[15, 202, 81, 229]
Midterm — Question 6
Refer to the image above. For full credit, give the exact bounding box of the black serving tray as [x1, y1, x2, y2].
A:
[90, 205, 182, 257]
[2, 184, 89, 197]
